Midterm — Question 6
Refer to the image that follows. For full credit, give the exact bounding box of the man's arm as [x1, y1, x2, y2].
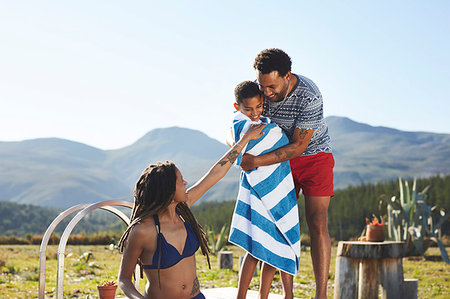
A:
[240, 127, 314, 171]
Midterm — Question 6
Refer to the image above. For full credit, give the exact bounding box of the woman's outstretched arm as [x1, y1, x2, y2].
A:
[186, 123, 265, 207]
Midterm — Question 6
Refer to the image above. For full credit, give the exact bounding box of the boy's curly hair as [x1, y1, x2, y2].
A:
[234, 81, 262, 104]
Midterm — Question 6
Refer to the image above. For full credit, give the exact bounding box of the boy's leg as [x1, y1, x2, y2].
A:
[237, 253, 259, 299]
[280, 271, 294, 299]
[259, 262, 277, 299]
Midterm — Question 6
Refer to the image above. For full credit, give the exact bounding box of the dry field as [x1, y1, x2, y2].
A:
[0, 244, 448, 298]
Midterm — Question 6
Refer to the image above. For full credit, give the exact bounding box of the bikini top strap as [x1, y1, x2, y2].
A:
[177, 210, 185, 222]
[152, 214, 160, 234]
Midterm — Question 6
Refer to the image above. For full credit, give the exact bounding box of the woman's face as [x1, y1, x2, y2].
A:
[173, 168, 188, 203]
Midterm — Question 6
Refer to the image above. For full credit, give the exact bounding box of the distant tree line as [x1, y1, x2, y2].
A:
[190, 200, 236, 233]
[0, 201, 127, 238]
[191, 174, 450, 241]
[328, 174, 450, 240]
[0, 174, 448, 244]
[0, 231, 123, 245]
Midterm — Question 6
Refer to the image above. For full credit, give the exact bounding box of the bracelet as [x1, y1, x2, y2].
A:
[235, 143, 244, 149]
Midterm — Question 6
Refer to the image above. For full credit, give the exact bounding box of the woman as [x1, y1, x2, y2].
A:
[117, 124, 265, 299]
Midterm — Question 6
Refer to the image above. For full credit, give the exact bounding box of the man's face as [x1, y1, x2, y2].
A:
[256, 70, 291, 102]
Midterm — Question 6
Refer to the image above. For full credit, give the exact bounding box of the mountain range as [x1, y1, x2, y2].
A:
[0, 116, 448, 208]
[326, 116, 450, 188]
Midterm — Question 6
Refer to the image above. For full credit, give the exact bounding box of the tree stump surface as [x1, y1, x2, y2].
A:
[334, 241, 416, 299]
[218, 251, 233, 270]
[337, 241, 406, 259]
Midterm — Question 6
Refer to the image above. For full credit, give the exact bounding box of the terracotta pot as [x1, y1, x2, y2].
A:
[97, 285, 117, 299]
[366, 224, 385, 242]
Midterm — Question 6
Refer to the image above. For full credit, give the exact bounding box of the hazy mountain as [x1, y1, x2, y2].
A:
[0, 138, 129, 207]
[327, 116, 450, 187]
[105, 127, 237, 186]
[0, 118, 448, 208]
[0, 128, 240, 208]
[104, 127, 240, 204]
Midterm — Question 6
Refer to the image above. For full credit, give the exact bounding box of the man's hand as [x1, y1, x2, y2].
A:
[240, 128, 314, 170]
[241, 153, 257, 171]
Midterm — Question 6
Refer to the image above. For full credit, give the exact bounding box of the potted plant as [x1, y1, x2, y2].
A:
[365, 215, 385, 242]
[97, 280, 117, 299]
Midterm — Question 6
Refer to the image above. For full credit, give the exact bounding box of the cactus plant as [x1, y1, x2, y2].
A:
[381, 177, 449, 263]
[206, 224, 229, 255]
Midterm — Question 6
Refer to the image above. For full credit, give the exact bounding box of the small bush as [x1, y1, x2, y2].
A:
[0, 235, 28, 245]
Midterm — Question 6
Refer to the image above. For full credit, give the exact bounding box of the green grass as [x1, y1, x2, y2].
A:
[0, 244, 448, 298]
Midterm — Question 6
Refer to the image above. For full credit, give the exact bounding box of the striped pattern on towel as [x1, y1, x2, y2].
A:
[229, 112, 301, 275]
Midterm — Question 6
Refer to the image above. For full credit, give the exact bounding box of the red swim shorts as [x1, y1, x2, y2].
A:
[289, 152, 335, 197]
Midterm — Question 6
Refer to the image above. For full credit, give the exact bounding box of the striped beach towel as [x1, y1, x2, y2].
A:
[229, 112, 301, 275]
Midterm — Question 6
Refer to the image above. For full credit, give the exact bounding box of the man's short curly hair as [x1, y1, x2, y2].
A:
[253, 48, 292, 76]
[234, 81, 262, 104]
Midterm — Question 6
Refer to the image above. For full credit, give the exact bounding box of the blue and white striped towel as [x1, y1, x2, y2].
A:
[229, 112, 301, 275]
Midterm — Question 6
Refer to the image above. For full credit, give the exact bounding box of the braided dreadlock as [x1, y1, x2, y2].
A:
[176, 202, 210, 268]
[118, 161, 210, 287]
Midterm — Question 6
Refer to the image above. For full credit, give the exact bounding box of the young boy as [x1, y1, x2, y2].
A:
[228, 81, 301, 299]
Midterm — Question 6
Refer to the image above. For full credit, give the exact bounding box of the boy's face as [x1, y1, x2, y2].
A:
[234, 94, 264, 122]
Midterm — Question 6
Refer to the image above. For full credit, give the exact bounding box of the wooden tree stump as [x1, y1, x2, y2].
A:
[334, 241, 417, 299]
[402, 279, 418, 299]
[218, 251, 233, 269]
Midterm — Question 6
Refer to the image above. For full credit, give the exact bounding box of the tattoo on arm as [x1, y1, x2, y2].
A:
[218, 150, 239, 166]
[285, 150, 296, 159]
[190, 277, 200, 296]
[274, 150, 283, 161]
[274, 149, 295, 161]
[298, 129, 308, 139]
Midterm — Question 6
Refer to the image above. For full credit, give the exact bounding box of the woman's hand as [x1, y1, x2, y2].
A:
[242, 123, 266, 141]
[186, 123, 265, 206]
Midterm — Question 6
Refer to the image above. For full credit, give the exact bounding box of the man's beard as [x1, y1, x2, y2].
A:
[267, 82, 289, 102]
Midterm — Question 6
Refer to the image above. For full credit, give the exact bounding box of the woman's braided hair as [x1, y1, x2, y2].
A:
[118, 161, 210, 287]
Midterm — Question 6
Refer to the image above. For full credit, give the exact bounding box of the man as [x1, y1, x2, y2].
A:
[241, 48, 334, 299]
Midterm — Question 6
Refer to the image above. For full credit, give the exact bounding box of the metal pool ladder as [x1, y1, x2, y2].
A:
[38, 200, 140, 299]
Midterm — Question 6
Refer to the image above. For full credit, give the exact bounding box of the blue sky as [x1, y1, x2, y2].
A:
[1, 1, 449, 149]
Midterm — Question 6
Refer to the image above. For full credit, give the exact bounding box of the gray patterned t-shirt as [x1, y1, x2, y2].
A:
[261, 74, 332, 156]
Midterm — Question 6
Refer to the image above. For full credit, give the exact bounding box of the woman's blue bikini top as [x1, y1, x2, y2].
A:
[142, 212, 199, 270]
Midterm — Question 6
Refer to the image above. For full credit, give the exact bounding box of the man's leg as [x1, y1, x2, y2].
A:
[304, 196, 331, 299]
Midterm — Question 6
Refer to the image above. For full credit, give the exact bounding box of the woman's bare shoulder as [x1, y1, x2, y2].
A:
[127, 217, 157, 245]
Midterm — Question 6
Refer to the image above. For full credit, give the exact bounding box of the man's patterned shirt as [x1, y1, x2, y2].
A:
[262, 74, 332, 156]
